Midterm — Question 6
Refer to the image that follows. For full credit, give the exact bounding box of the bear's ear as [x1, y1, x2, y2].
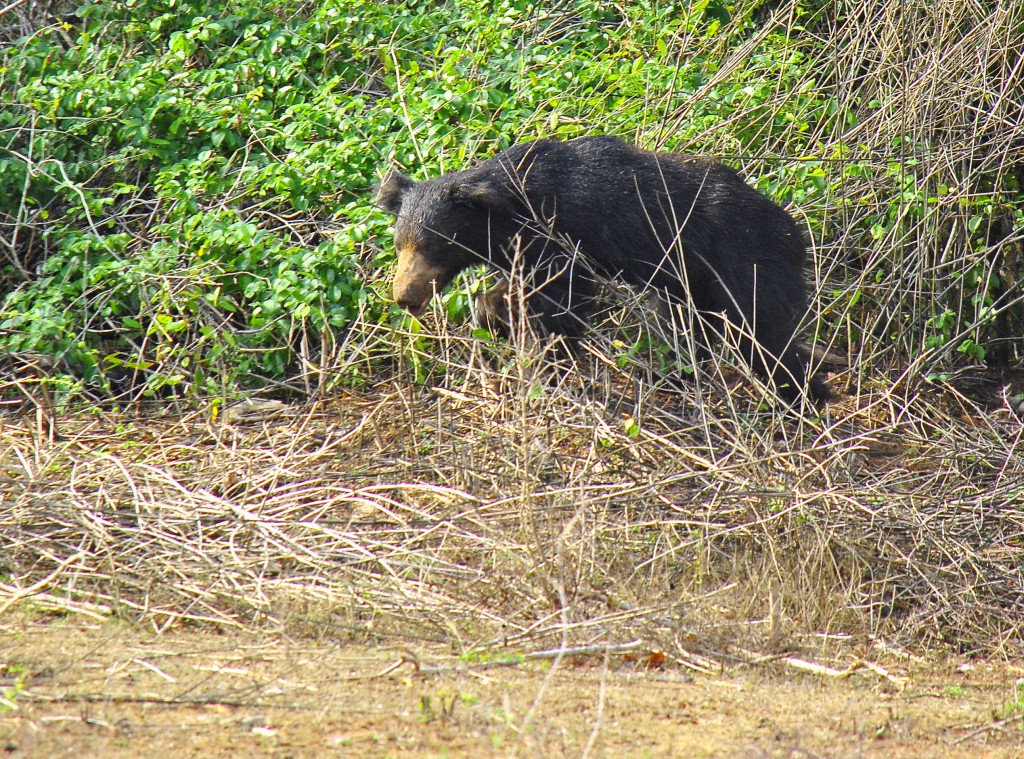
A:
[376, 172, 414, 215]
[449, 175, 514, 214]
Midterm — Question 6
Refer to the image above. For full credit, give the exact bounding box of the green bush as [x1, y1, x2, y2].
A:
[2, 0, 1020, 402]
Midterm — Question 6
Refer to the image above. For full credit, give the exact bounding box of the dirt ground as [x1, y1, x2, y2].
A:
[2, 614, 1022, 758]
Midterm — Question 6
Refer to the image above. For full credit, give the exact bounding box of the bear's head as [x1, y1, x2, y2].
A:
[377, 170, 516, 316]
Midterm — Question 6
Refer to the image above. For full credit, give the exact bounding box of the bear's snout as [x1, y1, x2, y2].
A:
[393, 282, 431, 316]
[396, 294, 429, 316]
[393, 247, 448, 317]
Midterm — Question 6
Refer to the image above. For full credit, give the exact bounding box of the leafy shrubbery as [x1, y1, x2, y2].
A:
[2, 0, 1022, 402]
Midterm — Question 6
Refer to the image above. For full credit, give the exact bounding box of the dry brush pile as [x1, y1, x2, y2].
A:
[3, 327, 1024, 665]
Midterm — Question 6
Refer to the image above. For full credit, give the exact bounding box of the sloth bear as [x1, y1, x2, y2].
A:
[377, 135, 828, 402]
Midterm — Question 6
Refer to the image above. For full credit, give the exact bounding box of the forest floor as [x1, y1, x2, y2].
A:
[3, 612, 1023, 758]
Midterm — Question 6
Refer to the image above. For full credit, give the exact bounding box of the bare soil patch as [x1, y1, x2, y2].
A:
[3, 614, 1023, 757]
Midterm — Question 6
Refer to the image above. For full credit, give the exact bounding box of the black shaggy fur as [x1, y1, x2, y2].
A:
[378, 135, 828, 402]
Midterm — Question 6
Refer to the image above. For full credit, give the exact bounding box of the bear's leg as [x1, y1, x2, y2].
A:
[471, 279, 513, 338]
[656, 282, 721, 376]
[701, 268, 826, 403]
[744, 320, 829, 403]
[472, 274, 596, 341]
[528, 275, 597, 339]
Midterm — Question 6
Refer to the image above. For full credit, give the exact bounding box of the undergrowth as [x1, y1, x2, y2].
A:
[3, 328, 1023, 660]
[1, 0, 1023, 659]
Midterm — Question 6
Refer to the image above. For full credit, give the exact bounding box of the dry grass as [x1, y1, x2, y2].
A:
[805, 0, 1024, 376]
[650, 0, 1024, 381]
[3, 321, 1023, 668]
